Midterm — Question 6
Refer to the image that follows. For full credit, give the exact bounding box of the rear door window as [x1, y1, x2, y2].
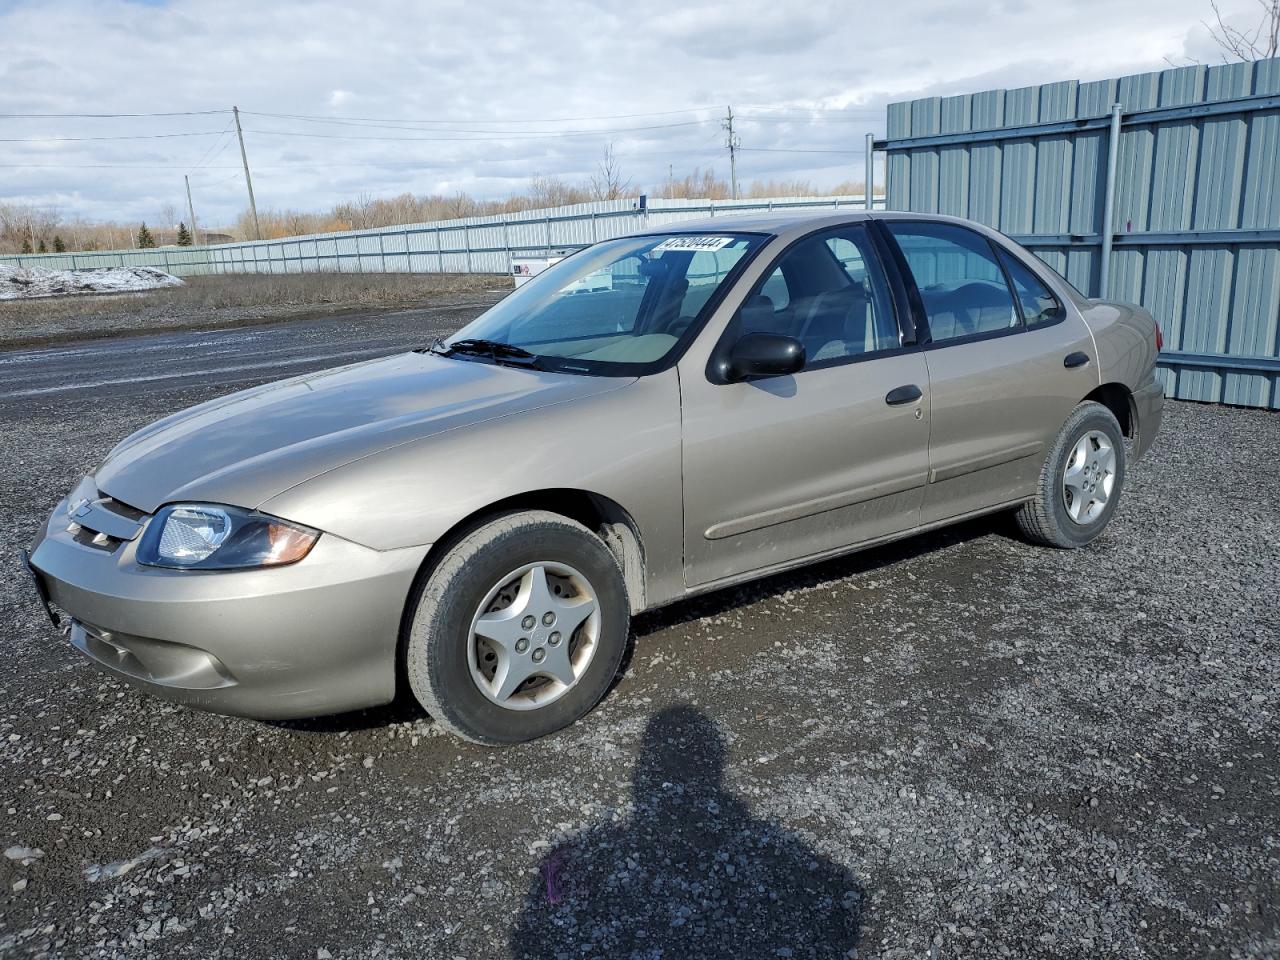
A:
[886, 221, 1020, 343]
[996, 249, 1063, 327]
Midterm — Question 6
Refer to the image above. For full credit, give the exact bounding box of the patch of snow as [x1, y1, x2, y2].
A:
[83, 845, 168, 882]
[0, 264, 184, 301]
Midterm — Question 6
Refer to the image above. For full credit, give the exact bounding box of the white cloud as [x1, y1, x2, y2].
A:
[0, 0, 1251, 227]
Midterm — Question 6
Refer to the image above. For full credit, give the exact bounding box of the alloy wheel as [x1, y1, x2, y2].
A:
[466, 562, 601, 711]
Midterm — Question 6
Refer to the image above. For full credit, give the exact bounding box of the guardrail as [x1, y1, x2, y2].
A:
[0, 194, 883, 278]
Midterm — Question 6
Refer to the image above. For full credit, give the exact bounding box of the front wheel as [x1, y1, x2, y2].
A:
[405, 510, 630, 745]
[1015, 401, 1126, 548]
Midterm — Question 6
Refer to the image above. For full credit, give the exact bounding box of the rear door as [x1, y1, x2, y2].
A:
[879, 219, 1098, 522]
[678, 223, 931, 588]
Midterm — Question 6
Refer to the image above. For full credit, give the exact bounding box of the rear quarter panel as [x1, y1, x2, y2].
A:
[1079, 300, 1160, 391]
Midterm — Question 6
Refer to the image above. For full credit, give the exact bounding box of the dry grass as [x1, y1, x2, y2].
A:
[0, 272, 504, 349]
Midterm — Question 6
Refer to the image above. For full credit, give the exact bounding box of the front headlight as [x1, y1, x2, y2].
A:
[137, 503, 320, 570]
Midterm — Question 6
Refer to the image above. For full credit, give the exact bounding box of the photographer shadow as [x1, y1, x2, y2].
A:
[511, 705, 863, 959]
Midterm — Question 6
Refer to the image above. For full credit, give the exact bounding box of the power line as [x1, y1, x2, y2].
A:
[739, 146, 867, 155]
[0, 130, 227, 142]
[239, 106, 714, 125]
[195, 133, 237, 170]
[0, 163, 244, 169]
[0, 145, 860, 171]
[189, 169, 246, 185]
[737, 113, 883, 122]
[189, 121, 235, 169]
[242, 120, 710, 142]
[0, 109, 230, 119]
[237, 112, 712, 135]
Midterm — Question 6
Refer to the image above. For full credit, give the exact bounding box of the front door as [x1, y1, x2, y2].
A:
[679, 223, 931, 588]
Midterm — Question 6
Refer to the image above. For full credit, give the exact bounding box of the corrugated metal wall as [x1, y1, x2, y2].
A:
[881, 57, 1280, 409]
[0, 194, 878, 279]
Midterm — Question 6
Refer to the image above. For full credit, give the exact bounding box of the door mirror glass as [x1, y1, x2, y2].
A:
[726, 332, 805, 381]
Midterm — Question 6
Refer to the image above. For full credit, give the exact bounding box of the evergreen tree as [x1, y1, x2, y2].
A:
[37, 239, 47, 253]
[53, 235, 66, 253]
[20, 238, 32, 254]
[136, 223, 156, 248]
[176, 222, 193, 246]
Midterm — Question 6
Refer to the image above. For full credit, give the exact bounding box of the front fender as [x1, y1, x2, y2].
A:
[259, 369, 685, 600]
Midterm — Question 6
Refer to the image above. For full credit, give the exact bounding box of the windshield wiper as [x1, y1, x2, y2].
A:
[422, 337, 543, 368]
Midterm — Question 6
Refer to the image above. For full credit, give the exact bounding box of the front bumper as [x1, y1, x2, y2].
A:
[1132, 373, 1165, 462]
[28, 502, 430, 720]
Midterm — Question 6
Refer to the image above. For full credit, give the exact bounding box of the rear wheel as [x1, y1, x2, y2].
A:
[405, 510, 629, 744]
[1015, 401, 1126, 548]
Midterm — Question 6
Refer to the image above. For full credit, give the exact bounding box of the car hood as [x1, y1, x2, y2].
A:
[95, 351, 628, 514]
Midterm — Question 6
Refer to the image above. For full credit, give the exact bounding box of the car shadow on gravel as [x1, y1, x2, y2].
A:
[629, 514, 999, 639]
[267, 516, 1001, 735]
[265, 696, 428, 734]
[510, 705, 864, 958]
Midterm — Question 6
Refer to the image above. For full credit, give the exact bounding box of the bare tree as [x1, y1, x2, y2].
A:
[0, 202, 61, 255]
[1205, 0, 1279, 61]
[528, 174, 588, 209]
[589, 143, 632, 201]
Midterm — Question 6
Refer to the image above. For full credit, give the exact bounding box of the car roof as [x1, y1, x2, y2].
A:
[631, 208, 962, 240]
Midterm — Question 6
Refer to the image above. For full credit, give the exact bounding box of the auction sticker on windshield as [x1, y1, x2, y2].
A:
[652, 235, 735, 252]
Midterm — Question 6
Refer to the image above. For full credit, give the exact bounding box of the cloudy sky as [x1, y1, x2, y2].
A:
[0, 0, 1257, 227]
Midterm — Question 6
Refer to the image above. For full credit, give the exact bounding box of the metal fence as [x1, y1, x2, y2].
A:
[878, 56, 1280, 409]
[0, 194, 878, 278]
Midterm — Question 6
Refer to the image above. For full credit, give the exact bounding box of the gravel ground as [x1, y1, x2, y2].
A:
[0, 309, 1276, 959]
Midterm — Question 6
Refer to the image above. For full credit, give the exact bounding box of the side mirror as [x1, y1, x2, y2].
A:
[724, 332, 805, 382]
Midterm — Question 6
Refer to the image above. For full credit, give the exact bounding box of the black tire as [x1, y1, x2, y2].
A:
[405, 510, 629, 745]
[1015, 401, 1126, 549]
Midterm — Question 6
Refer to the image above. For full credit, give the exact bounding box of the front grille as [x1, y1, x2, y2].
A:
[67, 490, 150, 553]
[96, 494, 147, 523]
[69, 523, 123, 552]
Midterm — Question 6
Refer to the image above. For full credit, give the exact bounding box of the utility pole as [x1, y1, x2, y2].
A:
[723, 105, 740, 201]
[864, 132, 875, 210]
[232, 105, 261, 241]
[184, 175, 200, 246]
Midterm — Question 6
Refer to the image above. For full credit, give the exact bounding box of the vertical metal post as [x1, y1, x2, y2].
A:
[1098, 102, 1123, 299]
[865, 133, 875, 210]
[404, 228, 411, 273]
[724, 106, 739, 201]
[436, 228, 445, 273]
[378, 232, 386, 273]
[463, 224, 472, 273]
[184, 175, 200, 246]
[232, 106, 262, 241]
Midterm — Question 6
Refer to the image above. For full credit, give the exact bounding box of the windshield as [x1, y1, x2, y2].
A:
[445, 232, 767, 375]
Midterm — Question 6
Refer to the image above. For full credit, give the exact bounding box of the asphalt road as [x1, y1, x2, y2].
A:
[0, 307, 1277, 959]
[0, 305, 474, 405]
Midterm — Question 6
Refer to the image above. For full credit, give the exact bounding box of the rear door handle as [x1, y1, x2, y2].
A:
[885, 384, 923, 405]
[1064, 351, 1091, 368]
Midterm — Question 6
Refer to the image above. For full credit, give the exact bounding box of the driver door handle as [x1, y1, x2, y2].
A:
[885, 384, 923, 406]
